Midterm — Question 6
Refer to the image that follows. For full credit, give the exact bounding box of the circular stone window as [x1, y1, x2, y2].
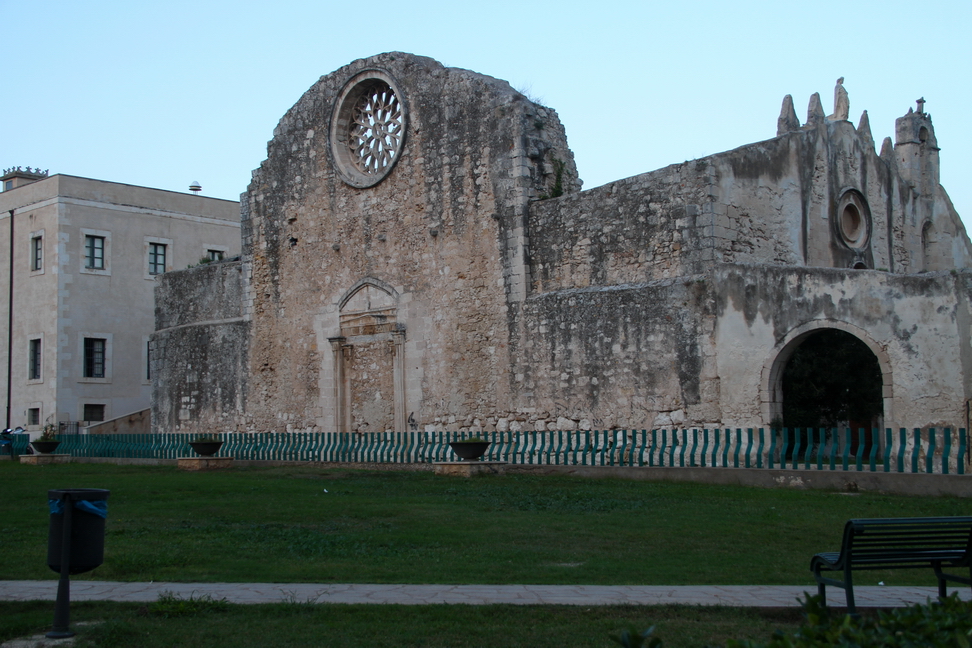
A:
[330, 70, 407, 188]
[835, 190, 871, 249]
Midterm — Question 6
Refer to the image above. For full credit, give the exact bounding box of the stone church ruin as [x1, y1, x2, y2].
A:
[152, 53, 972, 436]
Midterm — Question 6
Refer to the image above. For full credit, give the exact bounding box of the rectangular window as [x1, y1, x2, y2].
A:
[28, 338, 41, 380]
[31, 236, 43, 271]
[83, 337, 106, 378]
[83, 404, 105, 422]
[85, 235, 105, 269]
[207, 249, 224, 262]
[149, 243, 167, 275]
[27, 408, 40, 426]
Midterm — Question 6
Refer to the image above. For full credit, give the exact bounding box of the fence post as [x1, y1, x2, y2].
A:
[960, 429, 967, 476]
[943, 428, 952, 475]
[883, 428, 892, 472]
[768, 428, 776, 469]
[867, 429, 878, 472]
[790, 428, 802, 470]
[927, 428, 937, 474]
[721, 429, 730, 468]
[701, 428, 709, 468]
[756, 428, 765, 469]
[814, 429, 823, 471]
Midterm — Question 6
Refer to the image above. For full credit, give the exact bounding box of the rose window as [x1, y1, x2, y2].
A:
[348, 82, 403, 176]
[330, 71, 407, 188]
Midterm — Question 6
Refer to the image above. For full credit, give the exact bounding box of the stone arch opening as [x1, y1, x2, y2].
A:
[763, 321, 890, 453]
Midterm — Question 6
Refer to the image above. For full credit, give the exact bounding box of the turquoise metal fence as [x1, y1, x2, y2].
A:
[45, 427, 967, 475]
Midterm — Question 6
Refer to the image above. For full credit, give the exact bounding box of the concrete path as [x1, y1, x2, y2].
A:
[1, 580, 966, 608]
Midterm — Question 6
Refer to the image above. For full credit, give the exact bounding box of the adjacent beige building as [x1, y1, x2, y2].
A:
[0, 168, 240, 432]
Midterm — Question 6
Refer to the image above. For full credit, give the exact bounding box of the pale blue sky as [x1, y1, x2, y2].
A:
[3, 0, 970, 228]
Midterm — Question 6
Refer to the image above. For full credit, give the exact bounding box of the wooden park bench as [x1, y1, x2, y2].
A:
[811, 516, 972, 613]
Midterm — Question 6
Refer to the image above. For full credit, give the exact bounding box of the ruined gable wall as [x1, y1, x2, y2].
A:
[241, 53, 579, 433]
[706, 120, 898, 270]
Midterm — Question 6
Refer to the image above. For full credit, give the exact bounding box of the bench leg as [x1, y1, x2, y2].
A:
[817, 581, 826, 605]
[844, 565, 857, 615]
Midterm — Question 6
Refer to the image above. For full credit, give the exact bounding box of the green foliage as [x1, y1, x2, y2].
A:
[781, 330, 882, 428]
[610, 625, 663, 648]
[2, 601, 803, 648]
[150, 592, 230, 618]
[726, 594, 972, 648]
[538, 158, 566, 200]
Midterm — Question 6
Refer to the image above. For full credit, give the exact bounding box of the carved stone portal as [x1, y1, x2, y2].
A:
[330, 281, 406, 433]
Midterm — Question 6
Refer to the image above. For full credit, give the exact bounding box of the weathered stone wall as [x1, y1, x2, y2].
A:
[155, 260, 244, 328]
[528, 164, 712, 291]
[152, 261, 249, 433]
[712, 265, 972, 428]
[493, 264, 972, 432]
[527, 117, 971, 291]
[512, 277, 719, 431]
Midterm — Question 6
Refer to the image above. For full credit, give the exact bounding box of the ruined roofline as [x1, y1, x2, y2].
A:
[258, 51, 564, 172]
[534, 83, 935, 209]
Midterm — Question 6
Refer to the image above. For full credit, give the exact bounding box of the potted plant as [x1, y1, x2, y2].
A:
[448, 436, 491, 461]
[188, 435, 223, 457]
[31, 420, 61, 454]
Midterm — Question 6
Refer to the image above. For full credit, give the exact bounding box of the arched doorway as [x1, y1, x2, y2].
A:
[328, 278, 406, 434]
[764, 323, 889, 456]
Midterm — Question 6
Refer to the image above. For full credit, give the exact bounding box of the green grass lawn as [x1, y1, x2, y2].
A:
[1, 599, 806, 647]
[1, 461, 966, 586]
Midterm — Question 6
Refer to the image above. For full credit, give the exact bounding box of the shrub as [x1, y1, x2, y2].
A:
[732, 594, 972, 648]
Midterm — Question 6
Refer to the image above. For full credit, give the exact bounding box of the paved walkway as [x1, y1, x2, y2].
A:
[1, 580, 966, 608]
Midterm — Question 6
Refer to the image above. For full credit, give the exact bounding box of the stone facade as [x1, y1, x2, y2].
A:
[152, 54, 972, 435]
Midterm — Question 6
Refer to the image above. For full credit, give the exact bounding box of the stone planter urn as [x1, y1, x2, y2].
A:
[448, 440, 491, 461]
[30, 440, 61, 455]
[188, 440, 224, 457]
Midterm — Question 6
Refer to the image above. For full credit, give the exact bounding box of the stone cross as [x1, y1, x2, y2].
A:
[916, 97, 926, 114]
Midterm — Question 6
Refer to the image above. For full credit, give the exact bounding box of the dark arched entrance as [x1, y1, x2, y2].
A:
[780, 329, 883, 452]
